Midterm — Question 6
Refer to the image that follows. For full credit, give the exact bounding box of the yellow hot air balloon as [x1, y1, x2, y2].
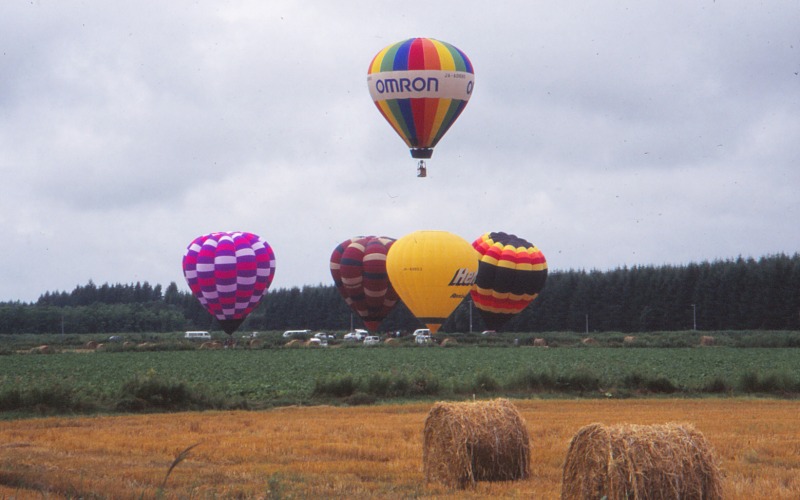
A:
[386, 230, 479, 333]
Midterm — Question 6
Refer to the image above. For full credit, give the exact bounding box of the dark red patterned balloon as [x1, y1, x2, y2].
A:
[330, 236, 399, 332]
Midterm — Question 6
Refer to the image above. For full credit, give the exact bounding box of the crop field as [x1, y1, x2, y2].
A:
[2, 346, 800, 411]
[1, 399, 798, 498]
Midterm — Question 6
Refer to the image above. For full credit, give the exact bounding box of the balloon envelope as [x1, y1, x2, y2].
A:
[367, 37, 474, 160]
[386, 230, 478, 333]
[329, 236, 399, 332]
[182, 231, 276, 335]
[470, 232, 547, 331]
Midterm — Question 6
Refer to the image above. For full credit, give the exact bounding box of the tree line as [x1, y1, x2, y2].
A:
[0, 253, 798, 335]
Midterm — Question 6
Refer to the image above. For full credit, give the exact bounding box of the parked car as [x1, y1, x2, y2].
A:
[313, 332, 335, 341]
[481, 330, 497, 336]
[283, 329, 311, 338]
[344, 329, 368, 341]
[363, 336, 380, 346]
[412, 328, 431, 337]
[307, 337, 328, 347]
[415, 334, 433, 345]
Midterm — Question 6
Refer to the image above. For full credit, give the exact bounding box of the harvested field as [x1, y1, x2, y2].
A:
[0, 399, 798, 499]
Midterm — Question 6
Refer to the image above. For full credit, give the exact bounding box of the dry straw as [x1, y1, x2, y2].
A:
[423, 398, 530, 489]
[561, 422, 723, 500]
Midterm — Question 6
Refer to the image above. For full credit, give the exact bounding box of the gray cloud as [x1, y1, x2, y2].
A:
[1, 0, 798, 302]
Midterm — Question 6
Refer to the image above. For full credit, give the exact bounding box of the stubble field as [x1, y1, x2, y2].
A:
[1, 398, 798, 499]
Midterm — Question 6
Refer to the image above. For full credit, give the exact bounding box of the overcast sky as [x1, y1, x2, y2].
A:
[1, 1, 798, 302]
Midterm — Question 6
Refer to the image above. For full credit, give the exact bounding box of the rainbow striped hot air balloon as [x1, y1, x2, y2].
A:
[367, 37, 474, 177]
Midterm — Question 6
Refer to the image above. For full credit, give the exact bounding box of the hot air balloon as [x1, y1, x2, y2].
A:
[470, 232, 547, 331]
[330, 236, 399, 332]
[182, 231, 276, 336]
[367, 37, 474, 177]
[386, 230, 478, 333]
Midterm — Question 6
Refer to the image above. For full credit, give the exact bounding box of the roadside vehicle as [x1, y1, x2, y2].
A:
[308, 337, 328, 347]
[283, 329, 311, 338]
[363, 336, 380, 346]
[184, 331, 211, 340]
[415, 334, 433, 345]
[412, 328, 431, 337]
[344, 329, 368, 341]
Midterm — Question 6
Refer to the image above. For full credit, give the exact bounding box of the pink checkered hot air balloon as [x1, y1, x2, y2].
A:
[330, 236, 399, 332]
[182, 232, 276, 335]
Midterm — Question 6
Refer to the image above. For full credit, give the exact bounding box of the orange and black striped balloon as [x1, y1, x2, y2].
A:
[470, 232, 548, 331]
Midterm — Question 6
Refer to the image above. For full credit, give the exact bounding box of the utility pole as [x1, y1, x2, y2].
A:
[691, 304, 697, 331]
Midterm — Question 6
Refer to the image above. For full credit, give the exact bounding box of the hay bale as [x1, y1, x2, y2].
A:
[84, 340, 99, 349]
[423, 398, 530, 489]
[623, 335, 636, 344]
[581, 337, 598, 345]
[561, 422, 723, 500]
[122, 341, 135, 348]
[248, 338, 263, 348]
[700, 335, 715, 346]
[533, 338, 547, 347]
[30, 345, 54, 354]
[284, 339, 302, 348]
[440, 337, 458, 347]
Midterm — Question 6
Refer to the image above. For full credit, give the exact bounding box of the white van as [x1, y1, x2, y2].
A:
[184, 331, 211, 340]
[413, 328, 431, 337]
[283, 329, 311, 338]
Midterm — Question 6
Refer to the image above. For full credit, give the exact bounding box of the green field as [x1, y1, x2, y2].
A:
[2, 344, 799, 415]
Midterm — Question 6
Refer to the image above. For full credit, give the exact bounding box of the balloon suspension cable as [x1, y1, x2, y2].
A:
[417, 160, 427, 178]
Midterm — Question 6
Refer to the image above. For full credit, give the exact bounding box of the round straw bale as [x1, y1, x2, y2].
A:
[423, 398, 530, 489]
[623, 335, 636, 345]
[84, 340, 99, 349]
[561, 422, 723, 500]
[581, 337, 598, 345]
[700, 335, 715, 346]
[248, 338, 263, 348]
[533, 338, 547, 347]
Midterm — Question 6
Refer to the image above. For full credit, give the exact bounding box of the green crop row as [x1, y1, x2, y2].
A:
[1, 346, 799, 417]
